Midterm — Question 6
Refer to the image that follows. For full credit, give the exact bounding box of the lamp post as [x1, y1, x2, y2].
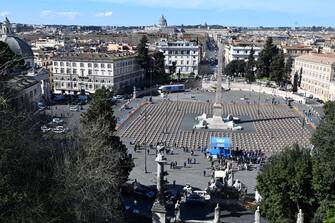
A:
[257, 84, 261, 116]
[144, 108, 148, 173]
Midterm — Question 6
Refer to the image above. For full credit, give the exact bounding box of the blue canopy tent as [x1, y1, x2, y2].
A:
[207, 137, 232, 158]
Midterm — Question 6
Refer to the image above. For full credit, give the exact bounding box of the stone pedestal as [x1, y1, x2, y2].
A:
[151, 201, 167, 223]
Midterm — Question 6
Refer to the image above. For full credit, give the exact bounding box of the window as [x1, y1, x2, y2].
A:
[73, 69, 77, 74]
[107, 64, 112, 69]
[72, 62, 76, 66]
[94, 63, 98, 68]
[54, 61, 58, 66]
[80, 63, 84, 67]
[66, 62, 70, 66]
[60, 62, 64, 66]
[88, 63, 92, 68]
[101, 63, 105, 68]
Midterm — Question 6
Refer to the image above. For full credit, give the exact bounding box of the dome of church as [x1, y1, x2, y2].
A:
[159, 15, 168, 27]
[1, 36, 33, 59]
[0, 17, 34, 67]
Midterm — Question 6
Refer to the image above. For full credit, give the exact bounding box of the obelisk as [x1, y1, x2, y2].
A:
[213, 42, 224, 119]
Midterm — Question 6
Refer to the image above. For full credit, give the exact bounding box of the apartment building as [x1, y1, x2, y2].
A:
[224, 41, 262, 64]
[282, 45, 313, 58]
[156, 39, 200, 75]
[294, 53, 335, 101]
[52, 52, 144, 94]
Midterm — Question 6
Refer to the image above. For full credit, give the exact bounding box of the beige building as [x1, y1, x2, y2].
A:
[52, 52, 144, 94]
[7, 76, 42, 112]
[294, 53, 335, 101]
[282, 45, 313, 58]
[223, 41, 262, 64]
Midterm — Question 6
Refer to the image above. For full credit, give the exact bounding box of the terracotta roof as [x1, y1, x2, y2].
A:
[283, 45, 312, 50]
[296, 53, 335, 64]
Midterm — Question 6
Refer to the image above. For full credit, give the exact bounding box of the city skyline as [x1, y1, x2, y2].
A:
[1, 0, 335, 27]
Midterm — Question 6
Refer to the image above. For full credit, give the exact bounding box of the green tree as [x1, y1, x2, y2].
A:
[284, 56, 294, 82]
[256, 144, 315, 223]
[311, 101, 335, 203]
[292, 71, 299, 92]
[136, 35, 149, 79]
[269, 50, 285, 86]
[245, 48, 256, 83]
[70, 88, 133, 223]
[0, 108, 59, 223]
[298, 68, 303, 87]
[257, 37, 279, 78]
[152, 51, 166, 81]
[224, 60, 246, 78]
[169, 61, 177, 76]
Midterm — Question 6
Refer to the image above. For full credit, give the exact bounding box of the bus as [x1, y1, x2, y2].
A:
[158, 84, 185, 94]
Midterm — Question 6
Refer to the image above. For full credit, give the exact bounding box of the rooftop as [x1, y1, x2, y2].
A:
[297, 53, 335, 64]
[282, 45, 313, 50]
[53, 52, 137, 62]
[7, 75, 39, 93]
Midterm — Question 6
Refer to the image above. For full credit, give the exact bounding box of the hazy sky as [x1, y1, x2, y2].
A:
[1, 0, 334, 27]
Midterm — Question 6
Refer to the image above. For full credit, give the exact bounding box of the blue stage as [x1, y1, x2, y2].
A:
[207, 137, 232, 158]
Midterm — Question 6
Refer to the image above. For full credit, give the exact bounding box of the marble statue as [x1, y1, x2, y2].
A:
[255, 206, 261, 223]
[297, 209, 304, 223]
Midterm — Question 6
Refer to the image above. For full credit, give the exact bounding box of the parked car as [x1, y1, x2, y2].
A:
[185, 193, 205, 204]
[69, 105, 79, 112]
[232, 126, 243, 131]
[133, 187, 156, 199]
[315, 98, 324, 104]
[41, 125, 50, 133]
[193, 190, 211, 201]
[52, 118, 63, 124]
[52, 126, 69, 134]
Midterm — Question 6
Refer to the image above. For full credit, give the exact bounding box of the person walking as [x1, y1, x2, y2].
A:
[203, 170, 206, 177]
[184, 162, 187, 168]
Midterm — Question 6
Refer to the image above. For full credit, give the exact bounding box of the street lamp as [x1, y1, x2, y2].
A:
[257, 84, 261, 116]
[144, 107, 149, 173]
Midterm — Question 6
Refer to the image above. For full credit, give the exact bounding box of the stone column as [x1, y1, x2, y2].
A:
[151, 152, 167, 223]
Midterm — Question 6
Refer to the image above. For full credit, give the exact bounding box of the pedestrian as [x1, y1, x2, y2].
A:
[184, 162, 187, 168]
[203, 170, 206, 177]
[147, 149, 150, 155]
[173, 180, 176, 187]
[193, 158, 196, 164]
